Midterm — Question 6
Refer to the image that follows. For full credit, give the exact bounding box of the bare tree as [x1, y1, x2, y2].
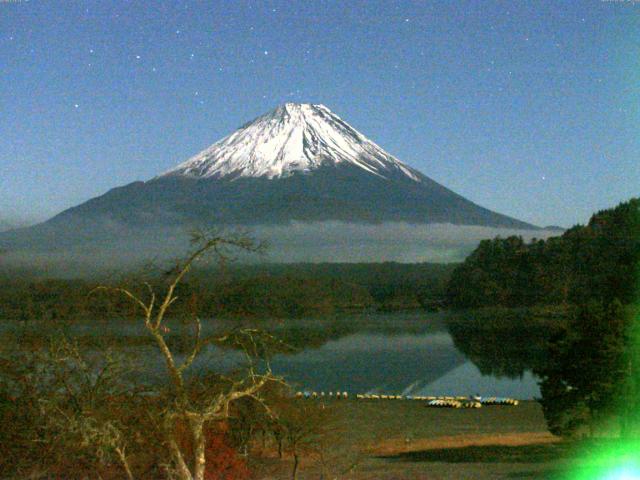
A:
[0, 336, 144, 479]
[94, 229, 282, 480]
[264, 397, 330, 480]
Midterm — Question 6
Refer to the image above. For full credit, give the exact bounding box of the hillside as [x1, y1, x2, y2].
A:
[446, 198, 640, 308]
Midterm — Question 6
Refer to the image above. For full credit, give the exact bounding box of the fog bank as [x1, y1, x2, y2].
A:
[1, 221, 562, 277]
[255, 222, 559, 263]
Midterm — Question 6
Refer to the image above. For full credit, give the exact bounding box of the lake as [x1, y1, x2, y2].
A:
[266, 312, 541, 399]
[1, 311, 543, 399]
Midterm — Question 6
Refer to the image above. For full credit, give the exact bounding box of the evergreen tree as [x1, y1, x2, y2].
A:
[537, 301, 627, 437]
[447, 198, 640, 309]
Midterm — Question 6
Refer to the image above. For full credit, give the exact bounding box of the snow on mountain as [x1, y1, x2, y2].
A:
[161, 103, 421, 182]
[0, 101, 539, 260]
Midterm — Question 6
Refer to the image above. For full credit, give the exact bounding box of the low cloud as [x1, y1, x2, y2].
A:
[0, 221, 561, 276]
[254, 221, 560, 263]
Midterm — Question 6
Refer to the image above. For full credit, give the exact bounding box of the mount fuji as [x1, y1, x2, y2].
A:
[162, 103, 423, 182]
[1, 103, 537, 258]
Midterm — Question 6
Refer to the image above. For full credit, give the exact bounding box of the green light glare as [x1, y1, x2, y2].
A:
[566, 301, 640, 479]
[603, 466, 640, 480]
[562, 439, 640, 480]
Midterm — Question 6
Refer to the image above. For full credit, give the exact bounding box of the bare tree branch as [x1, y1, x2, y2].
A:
[91, 229, 277, 480]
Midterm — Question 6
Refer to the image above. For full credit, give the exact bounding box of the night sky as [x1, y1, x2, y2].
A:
[2, 0, 638, 227]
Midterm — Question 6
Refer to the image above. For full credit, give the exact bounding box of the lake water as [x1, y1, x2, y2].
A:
[266, 313, 541, 399]
[2, 311, 542, 399]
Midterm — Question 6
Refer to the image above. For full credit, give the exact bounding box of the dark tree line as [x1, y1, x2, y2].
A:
[446, 198, 640, 437]
[447, 198, 640, 309]
[0, 262, 455, 323]
[535, 300, 637, 437]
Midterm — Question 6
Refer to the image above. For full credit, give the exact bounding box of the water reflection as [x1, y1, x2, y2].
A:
[445, 309, 561, 379]
[415, 362, 541, 399]
[267, 311, 547, 398]
[271, 330, 467, 395]
[2, 310, 554, 399]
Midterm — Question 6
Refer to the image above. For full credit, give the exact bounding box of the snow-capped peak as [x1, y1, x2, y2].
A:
[161, 103, 421, 182]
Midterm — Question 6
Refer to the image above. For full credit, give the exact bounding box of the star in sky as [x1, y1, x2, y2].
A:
[3, 0, 634, 228]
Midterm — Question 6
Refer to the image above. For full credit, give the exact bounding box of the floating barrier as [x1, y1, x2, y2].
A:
[427, 399, 462, 408]
[478, 397, 519, 406]
[294, 391, 518, 407]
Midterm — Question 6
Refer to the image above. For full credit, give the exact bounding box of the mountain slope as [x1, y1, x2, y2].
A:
[0, 103, 536, 253]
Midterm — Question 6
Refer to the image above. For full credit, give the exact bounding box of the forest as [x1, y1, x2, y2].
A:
[447, 198, 640, 438]
[0, 262, 455, 323]
[446, 198, 640, 309]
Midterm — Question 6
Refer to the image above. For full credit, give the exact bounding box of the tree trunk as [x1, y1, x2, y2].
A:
[162, 412, 194, 480]
[167, 436, 194, 480]
[150, 328, 186, 399]
[319, 449, 326, 480]
[292, 452, 300, 480]
[191, 418, 206, 480]
[115, 446, 134, 480]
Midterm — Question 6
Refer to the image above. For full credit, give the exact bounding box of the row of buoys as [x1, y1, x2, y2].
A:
[478, 397, 519, 406]
[356, 394, 404, 400]
[294, 391, 518, 407]
[296, 391, 349, 399]
[427, 399, 482, 409]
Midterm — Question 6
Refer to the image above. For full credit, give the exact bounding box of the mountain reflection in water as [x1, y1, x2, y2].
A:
[2, 311, 552, 399]
[267, 311, 548, 399]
